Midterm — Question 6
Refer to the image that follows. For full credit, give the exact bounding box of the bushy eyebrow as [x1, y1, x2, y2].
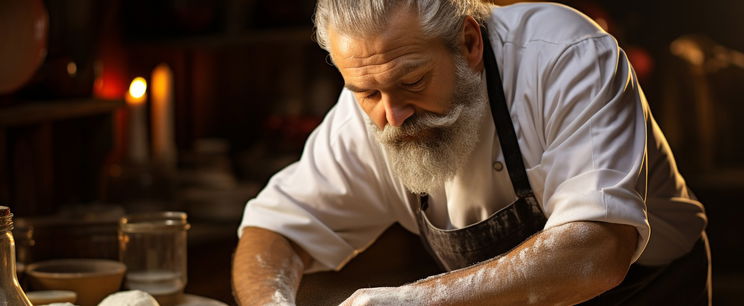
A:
[344, 59, 429, 93]
[344, 83, 367, 93]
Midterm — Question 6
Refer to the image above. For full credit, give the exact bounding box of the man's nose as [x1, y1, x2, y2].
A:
[383, 96, 414, 128]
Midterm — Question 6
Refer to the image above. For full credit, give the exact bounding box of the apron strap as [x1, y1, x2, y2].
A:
[481, 27, 536, 200]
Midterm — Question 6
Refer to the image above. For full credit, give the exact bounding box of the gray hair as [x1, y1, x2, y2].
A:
[313, 0, 492, 52]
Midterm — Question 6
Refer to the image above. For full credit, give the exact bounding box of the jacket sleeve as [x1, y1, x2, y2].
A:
[536, 34, 651, 263]
[238, 89, 396, 272]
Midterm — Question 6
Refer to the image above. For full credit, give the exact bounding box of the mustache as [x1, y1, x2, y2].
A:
[376, 103, 465, 144]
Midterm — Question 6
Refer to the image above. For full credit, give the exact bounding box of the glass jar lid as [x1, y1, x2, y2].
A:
[119, 211, 190, 233]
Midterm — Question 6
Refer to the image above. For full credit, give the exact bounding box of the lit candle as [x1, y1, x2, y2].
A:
[150, 64, 176, 170]
[126, 77, 148, 165]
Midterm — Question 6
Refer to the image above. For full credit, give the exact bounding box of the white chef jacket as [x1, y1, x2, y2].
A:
[239, 3, 707, 272]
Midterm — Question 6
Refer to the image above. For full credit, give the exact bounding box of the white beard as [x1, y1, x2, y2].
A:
[368, 56, 488, 194]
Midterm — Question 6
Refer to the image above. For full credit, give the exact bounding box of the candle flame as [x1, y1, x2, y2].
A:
[151, 64, 172, 101]
[128, 77, 147, 99]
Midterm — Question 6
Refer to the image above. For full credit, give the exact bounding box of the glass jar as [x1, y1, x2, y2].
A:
[118, 211, 190, 306]
[0, 206, 33, 305]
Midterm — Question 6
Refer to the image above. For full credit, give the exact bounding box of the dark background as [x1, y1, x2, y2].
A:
[1, 0, 742, 304]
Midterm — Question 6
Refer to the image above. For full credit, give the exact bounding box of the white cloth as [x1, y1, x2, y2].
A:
[239, 3, 707, 272]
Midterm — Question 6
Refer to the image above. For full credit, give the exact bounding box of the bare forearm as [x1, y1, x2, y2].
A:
[418, 222, 636, 305]
[232, 227, 311, 305]
[342, 221, 637, 305]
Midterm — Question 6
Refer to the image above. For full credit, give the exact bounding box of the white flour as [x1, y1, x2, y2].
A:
[270, 290, 292, 306]
[256, 254, 267, 266]
[257, 252, 303, 306]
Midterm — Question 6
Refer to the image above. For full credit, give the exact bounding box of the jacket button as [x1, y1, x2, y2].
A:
[493, 161, 504, 171]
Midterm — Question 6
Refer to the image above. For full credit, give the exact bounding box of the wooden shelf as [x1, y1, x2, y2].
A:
[0, 98, 125, 127]
[130, 27, 315, 49]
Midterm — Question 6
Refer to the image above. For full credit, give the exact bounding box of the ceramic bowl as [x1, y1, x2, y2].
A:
[26, 259, 126, 306]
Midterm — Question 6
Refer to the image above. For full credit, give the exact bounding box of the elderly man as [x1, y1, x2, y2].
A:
[233, 1, 710, 305]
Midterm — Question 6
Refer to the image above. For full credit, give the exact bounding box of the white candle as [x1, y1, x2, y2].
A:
[150, 64, 176, 169]
[126, 77, 148, 165]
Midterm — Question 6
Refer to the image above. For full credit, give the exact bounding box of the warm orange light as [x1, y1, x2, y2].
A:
[66, 61, 77, 77]
[128, 77, 147, 99]
[595, 18, 609, 32]
[151, 65, 172, 104]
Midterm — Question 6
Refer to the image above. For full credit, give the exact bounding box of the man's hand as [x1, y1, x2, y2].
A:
[339, 221, 637, 305]
[232, 227, 312, 305]
[339, 285, 449, 306]
[338, 287, 406, 306]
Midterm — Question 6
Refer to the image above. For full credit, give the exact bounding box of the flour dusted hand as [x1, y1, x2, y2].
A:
[338, 286, 431, 306]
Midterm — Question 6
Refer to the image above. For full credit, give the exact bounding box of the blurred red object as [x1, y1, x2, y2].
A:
[627, 46, 655, 83]
[93, 41, 127, 100]
[570, 0, 615, 33]
[0, 0, 48, 94]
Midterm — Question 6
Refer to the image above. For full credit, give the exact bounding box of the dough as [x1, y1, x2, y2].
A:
[98, 290, 160, 306]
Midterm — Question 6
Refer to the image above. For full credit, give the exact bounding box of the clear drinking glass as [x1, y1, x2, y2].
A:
[118, 212, 190, 306]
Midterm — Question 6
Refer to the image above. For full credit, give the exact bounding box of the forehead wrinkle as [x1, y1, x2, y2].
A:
[339, 43, 421, 67]
[344, 54, 430, 80]
[344, 57, 430, 91]
[348, 42, 424, 61]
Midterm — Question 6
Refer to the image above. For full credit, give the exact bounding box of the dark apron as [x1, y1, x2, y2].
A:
[412, 27, 547, 272]
[410, 27, 711, 305]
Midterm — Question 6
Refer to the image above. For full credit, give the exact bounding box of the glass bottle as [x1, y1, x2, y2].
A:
[0, 206, 32, 306]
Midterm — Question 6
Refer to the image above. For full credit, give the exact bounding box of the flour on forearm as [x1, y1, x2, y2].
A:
[257, 253, 303, 306]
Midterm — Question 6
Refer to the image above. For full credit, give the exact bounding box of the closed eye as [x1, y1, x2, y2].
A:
[402, 77, 425, 87]
[365, 91, 380, 99]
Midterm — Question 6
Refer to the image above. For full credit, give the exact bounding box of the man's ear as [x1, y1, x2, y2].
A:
[459, 16, 484, 71]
